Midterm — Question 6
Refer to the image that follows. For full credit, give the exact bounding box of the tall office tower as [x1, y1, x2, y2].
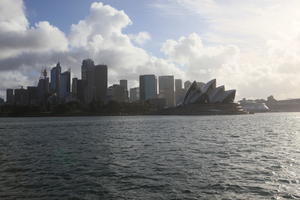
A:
[120, 80, 128, 91]
[175, 79, 182, 93]
[76, 80, 85, 103]
[139, 75, 157, 101]
[6, 89, 14, 104]
[81, 59, 107, 103]
[50, 62, 61, 94]
[81, 59, 94, 80]
[130, 87, 139, 102]
[59, 70, 71, 100]
[72, 78, 78, 97]
[175, 79, 185, 105]
[120, 80, 128, 101]
[37, 69, 50, 104]
[94, 65, 107, 102]
[159, 76, 175, 107]
[184, 80, 192, 91]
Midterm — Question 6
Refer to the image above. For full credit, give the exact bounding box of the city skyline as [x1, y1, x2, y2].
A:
[4, 58, 196, 107]
[1, 0, 300, 100]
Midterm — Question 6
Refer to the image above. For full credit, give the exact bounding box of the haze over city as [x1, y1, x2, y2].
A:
[1, 0, 300, 100]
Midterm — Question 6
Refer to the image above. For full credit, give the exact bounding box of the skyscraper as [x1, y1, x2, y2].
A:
[6, 89, 14, 104]
[175, 79, 185, 105]
[159, 76, 175, 107]
[120, 80, 128, 91]
[175, 79, 182, 92]
[59, 70, 71, 100]
[120, 80, 128, 101]
[139, 75, 157, 101]
[37, 69, 50, 104]
[83, 60, 108, 103]
[81, 59, 94, 81]
[72, 78, 78, 97]
[94, 65, 107, 102]
[50, 62, 61, 94]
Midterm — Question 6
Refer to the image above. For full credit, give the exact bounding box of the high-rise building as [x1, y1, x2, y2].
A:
[139, 75, 157, 101]
[130, 87, 139, 102]
[83, 60, 108, 103]
[94, 65, 107, 102]
[59, 70, 71, 100]
[120, 80, 128, 101]
[159, 76, 175, 107]
[77, 80, 85, 103]
[81, 59, 94, 81]
[27, 86, 38, 105]
[50, 62, 61, 94]
[72, 78, 78, 97]
[175, 79, 185, 105]
[6, 89, 14, 104]
[37, 69, 50, 104]
[0, 97, 4, 105]
[120, 80, 128, 91]
[175, 79, 182, 92]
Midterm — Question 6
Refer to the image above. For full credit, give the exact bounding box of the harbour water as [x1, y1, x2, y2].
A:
[0, 113, 299, 199]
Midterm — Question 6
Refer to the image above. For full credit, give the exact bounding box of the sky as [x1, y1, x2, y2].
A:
[1, 0, 300, 100]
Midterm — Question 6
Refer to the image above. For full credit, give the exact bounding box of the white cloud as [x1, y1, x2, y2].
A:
[153, 0, 300, 99]
[2, 0, 300, 101]
[0, 0, 68, 60]
[129, 32, 151, 45]
[0, 0, 183, 97]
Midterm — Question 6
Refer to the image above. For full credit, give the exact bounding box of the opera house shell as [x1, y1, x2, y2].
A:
[158, 79, 247, 115]
[181, 79, 236, 105]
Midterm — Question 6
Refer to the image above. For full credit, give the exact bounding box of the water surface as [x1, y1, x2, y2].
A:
[0, 113, 299, 199]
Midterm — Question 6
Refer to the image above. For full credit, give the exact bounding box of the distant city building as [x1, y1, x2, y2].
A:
[107, 84, 128, 102]
[130, 87, 139, 102]
[120, 80, 128, 91]
[139, 75, 157, 101]
[72, 78, 78, 97]
[83, 61, 108, 103]
[0, 97, 4, 105]
[14, 87, 29, 105]
[175, 79, 185, 106]
[94, 65, 107, 102]
[59, 70, 71, 100]
[175, 79, 182, 92]
[71, 77, 85, 103]
[81, 59, 94, 81]
[27, 86, 38, 105]
[37, 69, 50, 104]
[184, 81, 192, 91]
[50, 62, 61, 94]
[159, 75, 175, 107]
[6, 89, 14, 104]
[120, 79, 128, 101]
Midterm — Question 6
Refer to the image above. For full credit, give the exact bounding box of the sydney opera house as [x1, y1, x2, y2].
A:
[160, 79, 247, 115]
[181, 79, 236, 105]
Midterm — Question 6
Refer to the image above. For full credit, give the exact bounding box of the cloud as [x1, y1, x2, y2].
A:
[129, 32, 151, 45]
[0, 0, 183, 99]
[153, 0, 300, 99]
[2, 0, 300, 101]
